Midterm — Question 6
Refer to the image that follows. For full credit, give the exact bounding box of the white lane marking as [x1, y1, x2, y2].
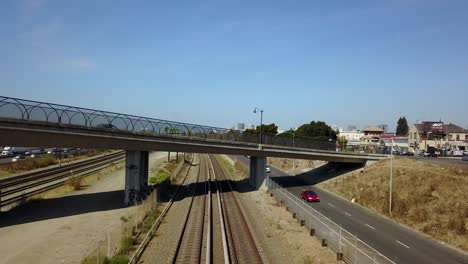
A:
[344, 212, 352, 217]
[365, 224, 376, 230]
[396, 240, 410, 249]
[328, 203, 336, 208]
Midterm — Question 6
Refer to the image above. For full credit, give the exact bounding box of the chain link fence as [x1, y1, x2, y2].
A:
[81, 190, 157, 264]
[266, 177, 395, 264]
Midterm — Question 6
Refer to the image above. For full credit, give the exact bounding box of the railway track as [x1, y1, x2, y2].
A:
[168, 154, 263, 264]
[133, 153, 264, 264]
[208, 154, 264, 264]
[171, 155, 209, 264]
[0, 151, 125, 210]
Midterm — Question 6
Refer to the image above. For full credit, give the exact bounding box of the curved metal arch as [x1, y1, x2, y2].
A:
[132, 117, 156, 133]
[131, 118, 150, 132]
[45, 109, 60, 123]
[0, 102, 28, 120]
[25, 104, 50, 122]
[88, 111, 112, 127]
[189, 125, 206, 138]
[171, 123, 190, 136]
[60, 107, 90, 126]
[110, 114, 132, 130]
[25, 102, 61, 122]
[150, 121, 163, 134]
[156, 120, 175, 134]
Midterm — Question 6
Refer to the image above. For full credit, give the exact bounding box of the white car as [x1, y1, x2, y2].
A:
[266, 165, 271, 173]
[12, 155, 25, 162]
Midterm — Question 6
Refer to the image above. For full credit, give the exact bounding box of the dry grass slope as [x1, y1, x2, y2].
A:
[319, 158, 468, 251]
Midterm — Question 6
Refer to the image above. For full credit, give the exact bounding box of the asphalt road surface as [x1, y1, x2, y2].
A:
[235, 156, 468, 264]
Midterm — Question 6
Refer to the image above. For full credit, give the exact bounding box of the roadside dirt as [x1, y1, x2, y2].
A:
[0, 152, 174, 264]
[319, 158, 468, 251]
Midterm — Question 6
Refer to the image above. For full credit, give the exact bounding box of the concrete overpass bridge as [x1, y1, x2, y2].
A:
[0, 96, 387, 205]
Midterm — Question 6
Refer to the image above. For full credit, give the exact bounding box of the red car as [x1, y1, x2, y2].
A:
[301, 190, 320, 202]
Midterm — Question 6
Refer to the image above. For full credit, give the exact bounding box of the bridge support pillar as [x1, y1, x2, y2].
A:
[249, 156, 266, 189]
[124, 150, 149, 206]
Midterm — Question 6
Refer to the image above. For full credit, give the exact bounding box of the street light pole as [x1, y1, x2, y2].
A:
[253, 107, 264, 146]
[292, 130, 295, 173]
[389, 138, 394, 216]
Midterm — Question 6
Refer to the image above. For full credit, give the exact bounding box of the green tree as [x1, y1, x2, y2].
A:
[295, 121, 337, 141]
[245, 123, 278, 135]
[337, 136, 348, 148]
[396, 117, 409, 136]
[278, 129, 295, 137]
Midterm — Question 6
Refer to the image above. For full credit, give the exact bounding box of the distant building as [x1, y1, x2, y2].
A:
[380, 134, 409, 153]
[362, 126, 385, 150]
[235, 123, 245, 131]
[409, 122, 468, 152]
[378, 124, 388, 133]
[339, 130, 364, 147]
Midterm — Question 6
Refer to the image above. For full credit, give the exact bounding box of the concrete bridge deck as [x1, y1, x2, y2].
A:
[0, 118, 386, 164]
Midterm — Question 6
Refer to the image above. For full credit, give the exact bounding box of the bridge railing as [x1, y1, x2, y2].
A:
[0, 96, 335, 150]
[266, 177, 396, 264]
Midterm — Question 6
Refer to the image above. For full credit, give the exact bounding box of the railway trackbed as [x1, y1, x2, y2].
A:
[0, 151, 125, 210]
[134, 154, 265, 264]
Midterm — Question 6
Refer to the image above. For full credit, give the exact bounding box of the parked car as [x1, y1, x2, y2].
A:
[11, 155, 25, 162]
[47, 148, 60, 154]
[266, 165, 271, 173]
[463, 153, 468, 162]
[301, 190, 320, 202]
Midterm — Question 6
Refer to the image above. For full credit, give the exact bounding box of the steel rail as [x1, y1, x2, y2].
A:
[208, 154, 264, 264]
[0, 153, 124, 209]
[0, 159, 122, 208]
[128, 154, 196, 264]
[0, 151, 124, 187]
[205, 157, 212, 264]
[207, 155, 231, 264]
[1, 155, 124, 197]
[171, 154, 208, 264]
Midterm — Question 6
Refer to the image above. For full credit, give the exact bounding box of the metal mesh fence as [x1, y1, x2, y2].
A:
[266, 177, 395, 264]
[0, 96, 335, 151]
[81, 190, 157, 264]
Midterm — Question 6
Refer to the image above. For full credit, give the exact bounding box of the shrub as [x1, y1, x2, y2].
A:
[119, 236, 134, 255]
[107, 255, 129, 264]
[302, 256, 314, 264]
[8, 155, 58, 172]
[67, 176, 82, 190]
[448, 215, 466, 235]
[149, 168, 171, 185]
[149, 176, 158, 184]
[81, 256, 107, 264]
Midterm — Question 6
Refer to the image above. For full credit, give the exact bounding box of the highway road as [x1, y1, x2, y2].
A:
[235, 156, 468, 264]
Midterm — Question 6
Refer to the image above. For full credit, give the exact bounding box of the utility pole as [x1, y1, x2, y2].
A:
[389, 138, 394, 216]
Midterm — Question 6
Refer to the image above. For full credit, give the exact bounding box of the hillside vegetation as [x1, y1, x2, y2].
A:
[319, 158, 468, 251]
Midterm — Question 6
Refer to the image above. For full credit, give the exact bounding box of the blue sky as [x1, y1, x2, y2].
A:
[1, 0, 468, 131]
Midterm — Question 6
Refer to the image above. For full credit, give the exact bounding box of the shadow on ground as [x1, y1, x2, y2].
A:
[0, 190, 125, 228]
[270, 162, 364, 188]
[0, 157, 363, 228]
